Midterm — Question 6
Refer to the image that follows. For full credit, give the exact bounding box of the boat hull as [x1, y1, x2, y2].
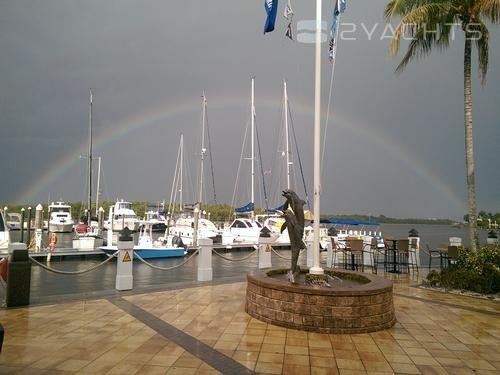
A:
[73, 236, 104, 251]
[49, 223, 74, 233]
[100, 246, 186, 259]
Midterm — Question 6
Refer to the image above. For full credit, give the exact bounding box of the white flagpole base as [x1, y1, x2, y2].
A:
[309, 266, 324, 275]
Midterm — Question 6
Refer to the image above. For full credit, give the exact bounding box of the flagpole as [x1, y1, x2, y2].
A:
[310, 0, 324, 275]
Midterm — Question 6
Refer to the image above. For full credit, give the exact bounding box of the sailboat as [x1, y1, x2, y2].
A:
[73, 90, 104, 250]
[162, 95, 219, 247]
[226, 78, 263, 244]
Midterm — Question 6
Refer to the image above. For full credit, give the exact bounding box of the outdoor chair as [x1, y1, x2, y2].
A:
[345, 238, 364, 272]
[442, 245, 460, 268]
[366, 237, 385, 274]
[421, 244, 443, 270]
[329, 237, 346, 268]
[395, 239, 410, 274]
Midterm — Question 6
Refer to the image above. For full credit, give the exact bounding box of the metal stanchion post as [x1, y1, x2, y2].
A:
[326, 237, 334, 268]
[34, 204, 43, 253]
[116, 228, 133, 291]
[306, 232, 314, 268]
[197, 238, 213, 281]
[258, 237, 273, 269]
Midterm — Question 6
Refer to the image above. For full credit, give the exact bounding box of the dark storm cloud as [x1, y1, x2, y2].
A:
[0, 0, 498, 220]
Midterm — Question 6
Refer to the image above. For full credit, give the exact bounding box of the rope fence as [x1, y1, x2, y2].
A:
[270, 247, 306, 260]
[212, 247, 258, 261]
[134, 249, 199, 270]
[28, 251, 118, 275]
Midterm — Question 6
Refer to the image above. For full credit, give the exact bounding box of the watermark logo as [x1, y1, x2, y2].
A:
[295, 20, 482, 43]
[297, 20, 328, 43]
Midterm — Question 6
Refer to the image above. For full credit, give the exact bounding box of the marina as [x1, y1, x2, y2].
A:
[0, 223, 490, 304]
[0, 0, 498, 373]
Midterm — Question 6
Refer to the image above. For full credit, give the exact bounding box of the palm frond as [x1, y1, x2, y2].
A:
[389, 2, 457, 58]
[469, 20, 490, 84]
[385, 0, 421, 21]
[472, 0, 500, 23]
[395, 29, 434, 73]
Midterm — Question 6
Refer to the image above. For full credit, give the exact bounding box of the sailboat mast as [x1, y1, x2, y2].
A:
[180, 134, 183, 212]
[95, 157, 101, 216]
[199, 93, 206, 208]
[251, 77, 255, 221]
[87, 89, 93, 225]
[284, 80, 291, 190]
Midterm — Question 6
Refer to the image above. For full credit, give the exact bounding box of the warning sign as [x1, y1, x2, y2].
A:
[265, 244, 271, 252]
[122, 251, 132, 262]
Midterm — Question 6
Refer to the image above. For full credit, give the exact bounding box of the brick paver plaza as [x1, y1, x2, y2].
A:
[0, 271, 499, 374]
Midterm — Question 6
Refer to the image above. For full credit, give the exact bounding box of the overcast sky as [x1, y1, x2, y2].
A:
[1, 0, 498, 220]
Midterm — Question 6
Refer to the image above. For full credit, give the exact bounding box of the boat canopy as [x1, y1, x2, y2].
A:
[265, 203, 285, 214]
[319, 218, 380, 226]
[235, 202, 254, 213]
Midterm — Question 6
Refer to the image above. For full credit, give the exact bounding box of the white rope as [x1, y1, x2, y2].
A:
[29, 251, 118, 275]
[134, 249, 199, 270]
[212, 247, 258, 261]
[271, 247, 306, 260]
[271, 247, 291, 260]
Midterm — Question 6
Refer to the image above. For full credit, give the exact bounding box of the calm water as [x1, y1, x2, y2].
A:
[3, 224, 490, 302]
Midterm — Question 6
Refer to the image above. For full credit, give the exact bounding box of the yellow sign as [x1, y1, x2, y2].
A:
[265, 244, 271, 253]
[122, 251, 132, 262]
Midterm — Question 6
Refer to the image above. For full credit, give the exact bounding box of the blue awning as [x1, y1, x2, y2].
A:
[265, 203, 285, 213]
[235, 202, 254, 213]
[319, 218, 380, 226]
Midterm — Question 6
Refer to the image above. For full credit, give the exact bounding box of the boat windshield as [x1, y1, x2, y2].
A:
[7, 214, 20, 223]
[118, 203, 132, 210]
[200, 219, 217, 231]
[51, 207, 70, 213]
[115, 214, 136, 219]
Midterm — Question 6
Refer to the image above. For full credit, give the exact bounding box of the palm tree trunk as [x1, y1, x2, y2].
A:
[464, 34, 478, 251]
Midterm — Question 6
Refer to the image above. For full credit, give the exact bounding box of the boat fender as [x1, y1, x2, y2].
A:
[49, 233, 58, 251]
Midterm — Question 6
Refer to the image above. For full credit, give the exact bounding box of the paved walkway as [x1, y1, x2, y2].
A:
[0, 271, 499, 374]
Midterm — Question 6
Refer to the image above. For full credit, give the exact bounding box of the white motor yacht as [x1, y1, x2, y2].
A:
[48, 202, 75, 233]
[226, 218, 262, 244]
[166, 216, 219, 246]
[107, 200, 139, 232]
[5, 212, 22, 231]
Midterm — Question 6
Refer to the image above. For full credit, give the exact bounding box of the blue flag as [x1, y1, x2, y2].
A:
[331, 0, 347, 41]
[329, 0, 347, 62]
[264, 0, 279, 34]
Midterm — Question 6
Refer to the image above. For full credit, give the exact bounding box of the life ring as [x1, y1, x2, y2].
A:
[49, 233, 58, 251]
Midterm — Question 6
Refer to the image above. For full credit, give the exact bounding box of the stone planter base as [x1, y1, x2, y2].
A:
[246, 269, 396, 334]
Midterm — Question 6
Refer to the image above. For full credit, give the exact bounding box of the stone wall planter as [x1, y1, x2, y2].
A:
[246, 269, 396, 334]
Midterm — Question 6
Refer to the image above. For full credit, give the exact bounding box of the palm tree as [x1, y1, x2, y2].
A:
[385, 0, 499, 251]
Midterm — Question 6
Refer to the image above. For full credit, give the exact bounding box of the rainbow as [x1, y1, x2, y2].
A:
[16, 91, 464, 214]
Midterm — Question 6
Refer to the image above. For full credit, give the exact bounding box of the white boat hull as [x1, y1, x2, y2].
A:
[73, 236, 104, 251]
[49, 223, 74, 233]
[112, 221, 139, 233]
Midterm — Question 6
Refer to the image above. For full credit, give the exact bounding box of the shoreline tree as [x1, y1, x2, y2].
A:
[384, 0, 499, 251]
